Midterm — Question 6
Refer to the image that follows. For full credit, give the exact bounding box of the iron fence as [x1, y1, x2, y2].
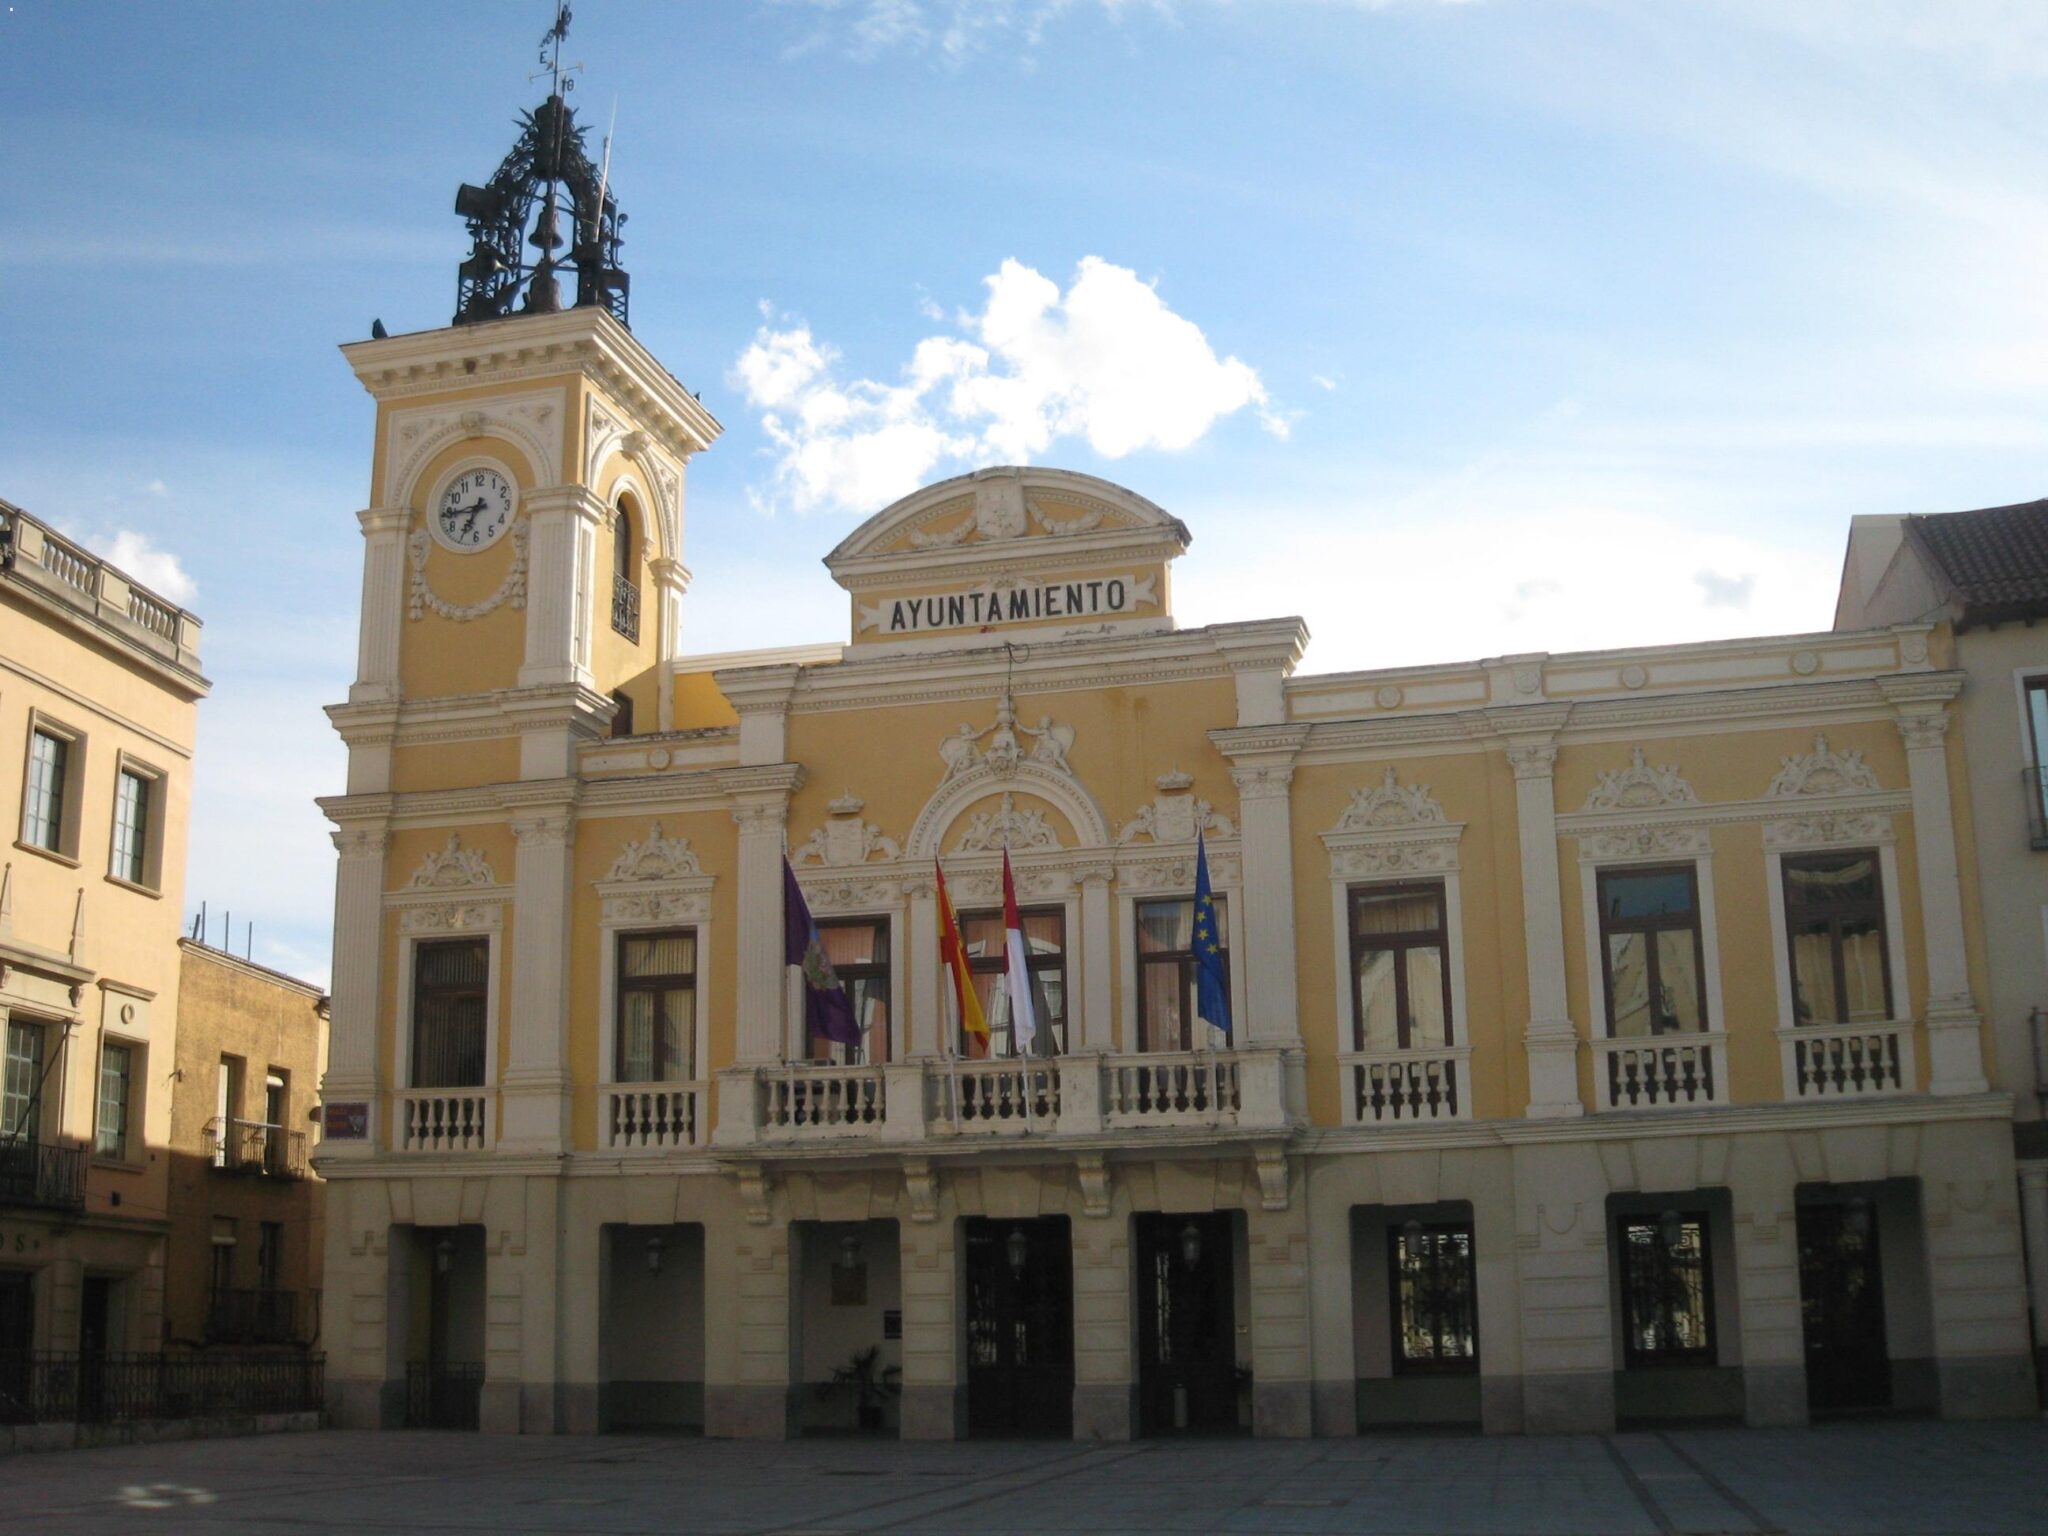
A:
[405, 1360, 483, 1429]
[205, 1289, 303, 1347]
[0, 1351, 324, 1426]
[206, 1118, 309, 1178]
[0, 1140, 86, 1211]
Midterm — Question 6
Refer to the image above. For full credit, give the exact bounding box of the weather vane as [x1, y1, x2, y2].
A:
[449, 1, 629, 329]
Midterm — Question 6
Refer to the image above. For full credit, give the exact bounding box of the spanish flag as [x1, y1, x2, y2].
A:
[935, 859, 988, 1052]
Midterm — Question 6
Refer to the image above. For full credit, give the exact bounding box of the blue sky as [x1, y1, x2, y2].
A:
[4, 0, 2046, 985]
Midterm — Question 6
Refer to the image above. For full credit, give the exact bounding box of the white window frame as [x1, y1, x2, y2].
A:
[106, 751, 166, 893]
[597, 895, 714, 1086]
[785, 903, 906, 1065]
[1117, 880, 1248, 1055]
[1330, 869, 1472, 1055]
[1763, 828, 1911, 1035]
[19, 711, 84, 863]
[393, 907, 503, 1091]
[1576, 832, 1727, 1042]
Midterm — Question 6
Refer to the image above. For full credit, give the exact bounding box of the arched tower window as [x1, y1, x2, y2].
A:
[611, 496, 640, 642]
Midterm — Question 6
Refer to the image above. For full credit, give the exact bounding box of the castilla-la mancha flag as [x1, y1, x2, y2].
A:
[1001, 849, 1038, 1055]
[935, 859, 988, 1050]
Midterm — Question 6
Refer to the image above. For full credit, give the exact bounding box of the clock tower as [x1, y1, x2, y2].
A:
[320, 25, 720, 1165]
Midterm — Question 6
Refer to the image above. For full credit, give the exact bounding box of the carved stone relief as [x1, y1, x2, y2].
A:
[408, 522, 529, 622]
[1581, 748, 1697, 813]
[405, 834, 497, 890]
[1328, 768, 1447, 833]
[1766, 735, 1883, 798]
[605, 823, 702, 882]
[792, 792, 903, 867]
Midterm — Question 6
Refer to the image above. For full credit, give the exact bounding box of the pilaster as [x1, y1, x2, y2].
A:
[499, 803, 576, 1155]
[1246, 1190, 1312, 1437]
[729, 776, 803, 1070]
[518, 484, 606, 690]
[1223, 727, 1308, 1053]
[1497, 717, 1580, 1118]
[1071, 1216, 1136, 1439]
[1077, 865, 1116, 1052]
[1727, 1145, 1807, 1426]
[649, 555, 691, 733]
[897, 1217, 965, 1439]
[350, 507, 410, 706]
[703, 1215, 797, 1439]
[321, 824, 389, 1160]
[904, 873, 941, 1058]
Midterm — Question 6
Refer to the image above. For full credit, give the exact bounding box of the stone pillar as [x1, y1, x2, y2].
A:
[1920, 1126, 2039, 1417]
[1504, 731, 1581, 1118]
[1246, 1187, 1312, 1437]
[905, 874, 941, 1058]
[1077, 866, 1116, 1052]
[898, 1216, 964, 1439]
[731, 793, 792, 1067]
[1882, 690, 1989, 1095]
[648, 555, 690, 733]
[1470, 1154, 1526, 1434]
[499, 806, 576, 1156]
[322, 825, 388, 1160]
[1728, 1143, 1808, 1426]
[1228, 739, 1306, 1051]
[1511, 1141, 1615, 1432]
[2018, 1161, 2048, 1385]
[703, 1214, 797, 1438]
[351, 507, 410, 705]
[519, 485, 605, 690]
[1071, 1217, 1136, 1440]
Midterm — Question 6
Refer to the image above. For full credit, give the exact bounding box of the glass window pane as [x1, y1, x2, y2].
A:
[848, 974, 890, 1065]
[1405, 946, 1448, 1046]
[4, 1021, 43, 1136]
[1601, 868, 1695, 921]
[1621, 1217, 1711, 1360]
[1653, 931, 1702, 1033]
[618, 990, 656, 1081]
[1137, 900, 1191, 954]
[1355, 949, 1400, 1052]
[1392, 1225, 1477, 1369]
[1789, 923, 1840, 1024]
[96, 1043, 131, 1158]
[23, 731, 66, 850]
[1353, 888, 1440, 938]
[961, 914, 1003, 960]
[412, 939, 487, 1087]
[623, 931, 694, 978]
[1142, 959, 1185, 1052]
[1607, 932, 1652, 1037]
[1839, 920, 1890, 1021]
[819, 921, 884, 967]
[113, 770, 149, 884]
[1022, 910, 1063, 954]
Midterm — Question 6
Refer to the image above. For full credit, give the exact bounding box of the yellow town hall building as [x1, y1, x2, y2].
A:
[313, 88, 2039, 1440]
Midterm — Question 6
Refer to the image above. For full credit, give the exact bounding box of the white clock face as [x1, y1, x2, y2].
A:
[434, 468, 516, 552]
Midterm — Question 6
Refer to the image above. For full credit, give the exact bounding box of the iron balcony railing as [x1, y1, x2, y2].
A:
[0, 1351, 324, 1426]
[0, 1139, 87, 1211]
[611, 571, 640, 642]
[405, 1361, 483, 1430]
[205, 1289, 303, 1347]
[205, 1118, 309, 1179]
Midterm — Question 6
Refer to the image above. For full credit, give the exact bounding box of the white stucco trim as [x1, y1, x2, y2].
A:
[390, 897, 505, 1091]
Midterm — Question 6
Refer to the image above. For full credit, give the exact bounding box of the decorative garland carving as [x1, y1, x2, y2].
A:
[1762, 811, 1893, 851]
[601, 890, 711, 925]
[952, 792, 1062, 853]
[1329, 768, 1447, 832]
[1767, 735, 1883, 798]
[1581, 748, 1696, 813]
[939, 687, 1073, 780]
[606, 823, 701, 882]
[1330, 843, 1456, 878]
[398, 902, 501, 934]
[1579, 824, 1712, 861]
[405, 834, 497, 890]
[408, 521, 529, 622]
[792, 792, 902, 867]
[1116, 771, 1237, 845]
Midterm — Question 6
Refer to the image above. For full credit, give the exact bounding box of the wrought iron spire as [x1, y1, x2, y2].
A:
[451, 3, 630, 329]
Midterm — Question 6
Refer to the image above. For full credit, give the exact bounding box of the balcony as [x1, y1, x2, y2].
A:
[1780, 1019, 1915, 1099]
[0, 1139, 86, 1211]
[205, 1118, 308, 1179]
[719, 1048, 1291, 1150]
[600, 1083, 705, 1151]
[204, 1288, 305, 1347]
[611, 572, 640, 642]
[1594, 1031, 1728, 1112]
[395, 1090, 492, 1154]
[1338, 1046, 1471, 1125]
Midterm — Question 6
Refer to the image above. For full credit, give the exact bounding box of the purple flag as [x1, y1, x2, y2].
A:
[783, 859, 863, 1049]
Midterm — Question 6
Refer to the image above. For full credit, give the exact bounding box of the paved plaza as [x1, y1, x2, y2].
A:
[2, 1421, 2047, 1536]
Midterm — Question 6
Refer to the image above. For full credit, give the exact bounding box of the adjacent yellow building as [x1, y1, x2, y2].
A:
[313, 301, 2039, 1438]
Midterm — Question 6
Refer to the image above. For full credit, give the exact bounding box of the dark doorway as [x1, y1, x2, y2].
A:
[964, 1216, 1073, 1438]
[1797, 1200, 1891, 1414]
[77, 1275, 111, 1423]
[1136, 1211, 1239, 1435]
[406, 1228, 484, 1430]
[0, 1272, 32, 1424]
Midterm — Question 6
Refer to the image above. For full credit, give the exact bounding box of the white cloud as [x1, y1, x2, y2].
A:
[735, 257, 1275, 516]
[101, 529, 197, 604]
[144, 478, 169, 497]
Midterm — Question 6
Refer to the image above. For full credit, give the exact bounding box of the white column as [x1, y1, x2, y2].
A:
[1078, 866, 1115, 1052]
[499, 804, 576, 1154]
[1228, 738, 1306, 1049]
[351, 508, 410, 705]
[1888, 697, 1989, 1094]
[649, 556, 691, 733]
[732, 795, 792, 1065]
[1506, 736, 1581, 1118]
[321, 824, 388, 1161]
[905, 875, 941, 1058]
[518, 486, 604, 690]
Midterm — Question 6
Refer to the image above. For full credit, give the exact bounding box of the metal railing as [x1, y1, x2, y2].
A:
[611, 572, 640, 642]
[1340, 1047, 1470, 1124]
[405, 1361, 482, 1430]
[0, 1351, 324, 1426]
[0, 1139, 87, 1211]
[205, 1289, 302, 1347]
[206, 1118, 309, 1178]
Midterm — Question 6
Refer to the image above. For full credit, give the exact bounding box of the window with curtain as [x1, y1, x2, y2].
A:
[1135, 896, 1230, 1052]
[1618, 1213, 1715, 1364]
[1389, 1221, 1478, 1373]
[96, 1041, 133, 1159]
[1597, 866, 1707, 1038]
[411, 938, 488, 1088]
[814, 918, 891, 1065]
[1782, 852, 1893, 1024]
[3, 1019, 45, 1138]
[22, 728, 68, 851]
[616, 929, 696, 1081]
[1349, 883, 1452, 1052]
[959, 908, 1067, 1058]
[111, 767, 152, 884]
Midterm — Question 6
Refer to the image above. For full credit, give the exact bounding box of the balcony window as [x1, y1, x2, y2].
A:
[2028, 679, 2048, 845]
[1597, 866, 1707, 1037]
[813, 918, 891, 1065]
[258, 1220, 283, 1294]
[411, 938, 488, 1088]
[95, 1041, 134, 1160]
[1136, 895, 1230, 1052]
[3, 1019, 45, 1137]
[21, 727, 70, 853]
[611, 499, 640, 642]
[213, 1055, 244, 1168]
[1618, 1211, 1715, 1365]
[1349, 883, 1452, 1052]
[1783, 852, 1893, 1025]
[110, 766, 152, 885]
[617, 929, 696, 1082]
[1389, 1221, 1478, 1374]
[959, 907, 1067, 1058]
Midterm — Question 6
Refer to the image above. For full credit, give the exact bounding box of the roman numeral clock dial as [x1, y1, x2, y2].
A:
[433, 468, 516, 551]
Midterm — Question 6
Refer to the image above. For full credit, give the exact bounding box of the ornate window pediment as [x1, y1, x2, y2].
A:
[597, 822, 713, 926]
[952, 792, 1063, 854]
[1581, 748, 1697, 813]
[1766, 735, 1883, 798]
[1330, 768, 1447, 832]
[605, 822, 702, 882]
[405, 834, 498, 890]
[1321, 769, 1461, 878]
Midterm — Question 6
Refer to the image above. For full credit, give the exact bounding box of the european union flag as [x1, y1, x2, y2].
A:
[1193, 830, 1231, 1040]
